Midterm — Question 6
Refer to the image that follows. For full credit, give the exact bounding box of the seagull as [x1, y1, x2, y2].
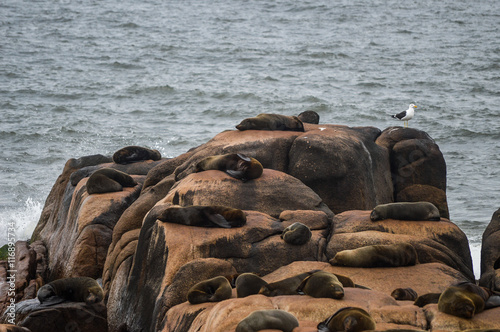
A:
[391, 103, 417, 128]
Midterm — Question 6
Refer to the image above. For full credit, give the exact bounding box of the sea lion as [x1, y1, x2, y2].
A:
[438, 282, 490, 318]
[195, 153, 263, 182]
[235, 273, 269, 298]
[297, 110, 320, 124]
[330, 243, 418, 268]
[281, 222, 312, 245]
[187, 276, 232, 304]
[235, 309, 299, 332]
[258, 271, 317, 296]
[317, 307, 376, 332]
[370, 201, 441, 221]
[86, 168, 137, 195]
[297, 270, 344, 299]
[112, 145, 161, 164]
[391, 287, 418, 301]
[37, 277, 103, 306]
[414, 292, 441, 307]
[147, 204, 246, 228]
[235, 113, 304, 132]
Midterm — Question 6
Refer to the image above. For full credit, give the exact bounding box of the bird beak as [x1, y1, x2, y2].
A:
[414, 105, 417, 108]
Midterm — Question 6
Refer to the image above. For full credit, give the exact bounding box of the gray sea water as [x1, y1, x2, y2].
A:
[1, 0, 499, 278]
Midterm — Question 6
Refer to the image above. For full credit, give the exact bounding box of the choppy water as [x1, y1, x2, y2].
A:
[1, 0, 499, 278]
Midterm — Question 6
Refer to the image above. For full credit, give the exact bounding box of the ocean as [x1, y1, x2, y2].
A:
[1, 0, 499, 278]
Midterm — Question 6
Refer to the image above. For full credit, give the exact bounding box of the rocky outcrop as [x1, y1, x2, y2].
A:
[480, 208, 500, 291]
[326, 210, 474, 280]
[23, 123, 470, 332]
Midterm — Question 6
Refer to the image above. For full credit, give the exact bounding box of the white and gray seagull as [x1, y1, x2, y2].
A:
[391, 103, 417, 128]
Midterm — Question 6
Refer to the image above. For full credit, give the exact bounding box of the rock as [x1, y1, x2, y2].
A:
[396, 184, 449, 219]
[479, 208, 500, 291]
[326, 210, 474, 280]
[425, 304, 500, 330]
[107, 210, 331, 332]
[12, 299, 107, 332]
[0, 324, 32, 332]
[161, 169, 333, 218]
[376, 127, 447, 209]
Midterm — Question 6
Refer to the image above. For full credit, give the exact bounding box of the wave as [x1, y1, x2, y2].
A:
[0, 197, 42, 246]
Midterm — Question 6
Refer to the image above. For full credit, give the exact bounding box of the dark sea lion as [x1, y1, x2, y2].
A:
[235, 273, 269, 298]
[297, 270, 344, 299]
[86, 168, 137, 195]
[438, 282, 490, 318]
[235, 309, 299, 332]
[112, 145, 161, 164]
[0, 324, 32, 332]
[330, 243, 418, 268]
[147, 204, 246, 228]
[297, 110, 320, 124]
[414, 292, 442, 307]
[195, 153, 263, 182]
[281, 222, 312, 245]
[317, 307, 376, 332]
[370, 201, 441, 221]
[235, 113, 304, 132]
[258, 270, 317, 296]
[37, 277, 103, 306]
[391, 287, 418, 301]
[187, 276, 232, 304]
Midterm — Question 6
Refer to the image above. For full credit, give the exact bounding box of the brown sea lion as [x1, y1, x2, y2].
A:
[147, 204, 246, 228]
[258, 270, 318, 296]
[187, 276, 232, 304]
[235, 113, 304, 132]
[195, 153, 263, 182]
[297, 270, 344, 299]
[330, 243, 418, 268]
[86, 168, 137, 195]
[317, 307, 376, 332]
[370, 201, 441, 221]
[281, 222, 312, 245]
[235, 273, 269, 298]
[112, 145, 161, 164]
[37, 277, 103, 306]
[235, 309, 299, 332]
[391, 287, 418, 301]
[438, 281, 490, 318]
[297, 110, 320, 124]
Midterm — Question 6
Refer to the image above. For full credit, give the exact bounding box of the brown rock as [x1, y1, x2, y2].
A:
[161, 169, 333, 218]
[425, 304, 500, 330]
[479, 208, 500, 290]
[326, 210, 474, 280]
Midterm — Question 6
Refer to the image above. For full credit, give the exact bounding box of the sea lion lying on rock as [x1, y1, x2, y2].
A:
[235, 273, 269, 298]
[195, 153, 263, 182]
[370, 201, 441, 221]
[146, 204, 247, 228]
[296, 270, 344, 299]
[235, 113, 304, 132]
[258, 271, 317, 296]
[37, 277, 103, 306]
[391, 287, 418, 301]
[112, 145, 161, 164]
[187, 276, 232, 304]
[86, 168, 137, 195]
[330, 243, 418, 268]
[281, 222, 312, 245]
[317, 307, 376, 332]
[235, 309, 299, 332]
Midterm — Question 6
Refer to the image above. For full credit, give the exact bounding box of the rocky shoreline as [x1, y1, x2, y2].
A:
[1, 121, 499, 331]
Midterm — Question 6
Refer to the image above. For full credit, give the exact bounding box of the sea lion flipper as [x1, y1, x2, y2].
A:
[236, 153, 251, 162]
[206, 213, 232, 228]
[296, 275, 312, 295]
[225, 170, 245, 180]
[40, 296, 66, 306]
[485, 294, 500, 309]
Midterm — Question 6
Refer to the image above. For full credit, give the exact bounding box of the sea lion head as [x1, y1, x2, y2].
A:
[37, 284, 56, 303]
[236, 118, 256, 131]
[86, 286, 104, 304]
[370, 207, 383, 221]
[451, 295, 475, 319]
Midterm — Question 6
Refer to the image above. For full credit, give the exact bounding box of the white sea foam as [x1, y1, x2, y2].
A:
[0, 198, 42, 246]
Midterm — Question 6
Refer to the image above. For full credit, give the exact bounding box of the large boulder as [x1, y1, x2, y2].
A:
[376, 127, 449, 217]
[479, 208, 500, 291]
[106, 209, 331, 332]
[326, 210, 474, 280]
